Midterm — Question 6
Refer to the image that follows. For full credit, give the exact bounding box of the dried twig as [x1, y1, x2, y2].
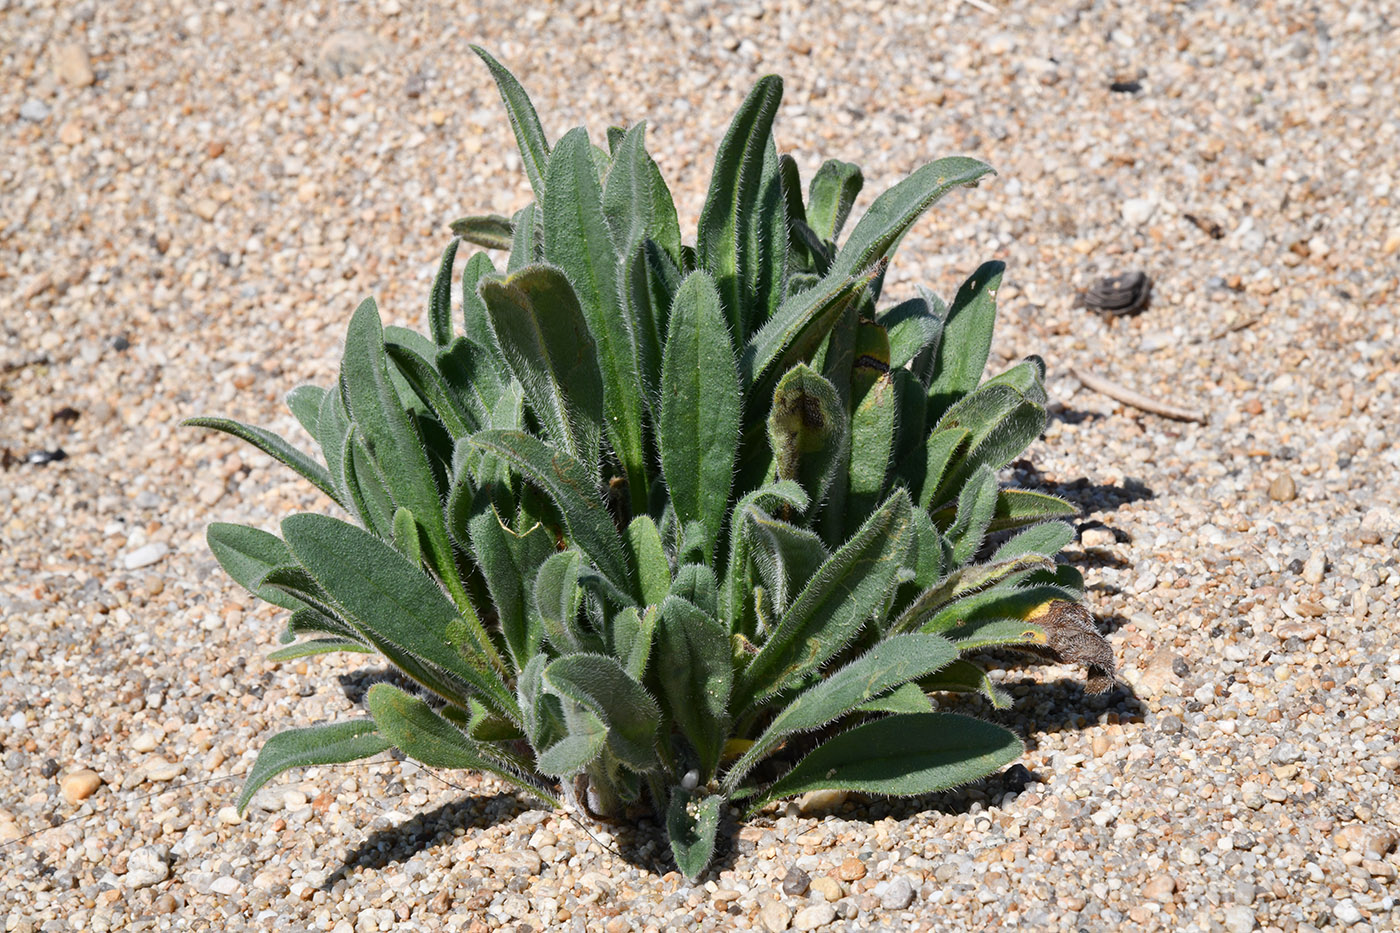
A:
[958, 0, 999, 14]
[1071, 367, 1207, 424]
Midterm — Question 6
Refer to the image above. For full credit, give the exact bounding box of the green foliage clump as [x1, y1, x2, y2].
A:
[188, 49, 1113, 881]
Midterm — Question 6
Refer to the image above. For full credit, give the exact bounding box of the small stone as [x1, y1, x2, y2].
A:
[122, 542, 169, 570]
[1300, 549, 1326, 584]
[1092, 734, 1111, 757]
[143, 757, 186, 782]
[58, 121, 83, 145]
[217, 806, 243, 825]
[126, 845, 170, 889]
[1267, 473, 1296, 502]
[209, 876, 242, 895]
[131, 732, 159, 753]
[428, 109, 448, 126]
[54, 44, 96, 87]
[836, 857, 866, 882]
[759, 901, 792, 933]
[604, 919, 628, 933]
[1128, 647, 1180, 696]
[792, 903, 836, 931]
[20, 99, 51, 122]
[1081, 526, 1115, 548]
[781, 865, 811, 896]
[796, 789, 848, 815]
[1223, 905, 1256, 933]
[317, 30, 381, 78]
[878, 876, 915, 910]
[1121, 197, 1157, 226]
[153, 894, 178, 915]
[1333, 900, 1362, 925]
[809, 876, 842, 902]
[61, 769, 102, 803]
[191, 199, 221, 222]
[1270, 742, 1302, 765]
[1143, 875, 1176, 901]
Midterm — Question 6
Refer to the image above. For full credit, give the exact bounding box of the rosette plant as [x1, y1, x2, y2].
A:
[187, 49, 1113, 880]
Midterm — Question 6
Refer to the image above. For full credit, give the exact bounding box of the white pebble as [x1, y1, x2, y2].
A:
[1121, 197, 1157, 226]
[1333, 900, 1362, 925]
[122, 542, 169, 570]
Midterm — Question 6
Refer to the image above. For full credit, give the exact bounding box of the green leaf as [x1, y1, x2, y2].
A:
[479, 264, 604, 468]
[603, 121, 682, 262]
[982, 355, 1048, 405]
[659, 271, 742, 563]
[667, 789, 723, 882]
[806, 158, 864, 243]
[367, 683, 557, 804]
[469, 430, 632, 598]
[384, 337, 474, 438]
[459, 252, 499, 354]
[846, 373, 899, 534]
[535, 550, 585, 652]
[471, 46, 551, 199]
[535, 711, 608, 776]
[946, 464, 999, 565]
[449, 214, 514, 251]
[766, 364, 847, 512]
[943, 616, 1050, 652]
[342, 430, 395, 540]
[830, 157, 994, 279]
[918, 659, 1012, 709]
[626, 239, 682, 414]
[745, 508, 829, 616]
[206, 522, 306, 612]
[777, 153, 807, 231]
[237, 720, 390, 814]
[612, 604, 658, 681]
[749, 139, 788, 326]
[926, 261, 1004, 419]
[184, 416, 339, 505]
[670, 564, 719, 618]
[719, 480, 810, 633]
[858, 681, 934, 714]
[543, 127, 649, 513]
[932, 488, 1078, 534]
[737, 489, 913, 710]
[284, 605, 364, 643]
[468, 502, 550, 667]
[508, 203, 541, 270]
[285, 385, 326, 439]
[891, 553, 1056, 635]
[266, 637, 373, 662]
[655, 596, 733, 777]
[428, 237, 461, 345]
[626, 515, 671, 607]
[725, 633, 957, 793]
[281, 513, 513, 716]
[991, 520, 1075, 562]
[543, 653, 660, 773]
[437, 336, 504, 432]
[391, 507, 423, 567]
[742, 261, 885, 407]
[341, 298, 471, 610]
[749, 712, 1022, 813]
[696, 75, 783, 341]
[879, 293, 946, 372]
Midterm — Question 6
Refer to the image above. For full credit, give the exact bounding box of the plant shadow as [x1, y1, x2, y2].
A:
[1007, 460, 1155, 515]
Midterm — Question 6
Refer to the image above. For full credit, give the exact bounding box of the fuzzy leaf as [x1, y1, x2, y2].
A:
[720, 480, 810, 632]
[932, 488, 1078, 534]
[384, 338, 474, 438]
[806, 159, 864, 243]
[725, 633, 957, 792]
[237, 720, 390, 814]
[469, 429, 632, 598]
[266, 637, 372, 662]
[858, 681, 934, 714]
[468, 503, 551, 667]
[926, 261, 1004, 419]
[184, 416, 339, 505]
[656, 596, 733, 777]
[480, 264, 604, 468]
[749, 712, 1022, 812]
[535, 550, 585, 652]
[767, 364, 847, 512]
[991, 520, 1075, 562]
[544, 127, 650, 511]
[659, 271, 742, 563]
[667, 790, 723, 882]
[737, 489, 912, 709]
[846, 373, 899, 533]
[918, 659, 1012, 709]
[603, 121, 682, 262]
[471, 47, 551, 198]
[285, 385, 326, 439]
[946, 464, 999, 565]
[459, 252, 499, 353]
[831, 157, 994, 279]
[696, 75, 783, 341]
[612, 604, 658, 681]
[207, 522, 306, 612]
[879, 294, 946, 372]
[508, 203, 542, 270]
[428, 238, 461, 345]
[543, 653, 660, 773]
[626, 515, 671, 607]
[626, 239, 682, 413]
[449, 214, 514, 251]
[536, 712, 608, 776]
[746, 508, 829, 616]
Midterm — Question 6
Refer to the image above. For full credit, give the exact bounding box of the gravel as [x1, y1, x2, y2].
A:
[3, 1, 1399, 932]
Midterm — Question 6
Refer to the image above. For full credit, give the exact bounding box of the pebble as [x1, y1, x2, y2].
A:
[877, 876, 915, 910]
[1142, 875, 1176, 902]
[1267, 473, 1297, 502]
[1223, 905, 1256, 932]
[125, 846, 170, 889]
[1080, 526, 1115, 548]
[1301, 549, 1327, 584]
[53, 43, 96, 87]
[1120, 197, 1157, 226]
[122, 542, 169, 570]
[142, 757, 186, 782]
[791, 903, 836, 931]
[781, 865, 810, 896]
[836, 857, 866, 881]
[130, 731, 160, 753]
[809, 876, 842, 902]
[759, 901, 792, 933]
[19, 99, 51, 122]
[795, 789, 848, 815]
[209, 877, 242, 895]
[60, 768, 102, 803]
[153, 894, 178, 915]
[1333, 900, 1362, 925]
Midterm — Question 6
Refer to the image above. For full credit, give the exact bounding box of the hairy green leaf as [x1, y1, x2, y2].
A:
[471, 46, 551, 198]
[237, 720, 389, 814]
[926, 261, 1004, 419]
[656, 596, 732, 777]
[667, 790, 723, 882]
[184, 416, 339, 505]
[449, 214, 514, 251]
[543, 653, 660, 773]
[806, 158, 863, 243]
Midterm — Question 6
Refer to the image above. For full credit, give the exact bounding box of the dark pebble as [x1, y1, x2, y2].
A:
[26, 449, 67, 465]
[1003, 763, 1034, 792]
[1158, 715, 1184, 734]
[110, 335, 130, 351]
[1172, 657, 1190, 678]
[781, 864, 810, 896]
[40, 758, 60, 778]
[1288, 558, 1305, 574]
[1109, 80, 1143, 93]
[50, 406, 80, 425]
